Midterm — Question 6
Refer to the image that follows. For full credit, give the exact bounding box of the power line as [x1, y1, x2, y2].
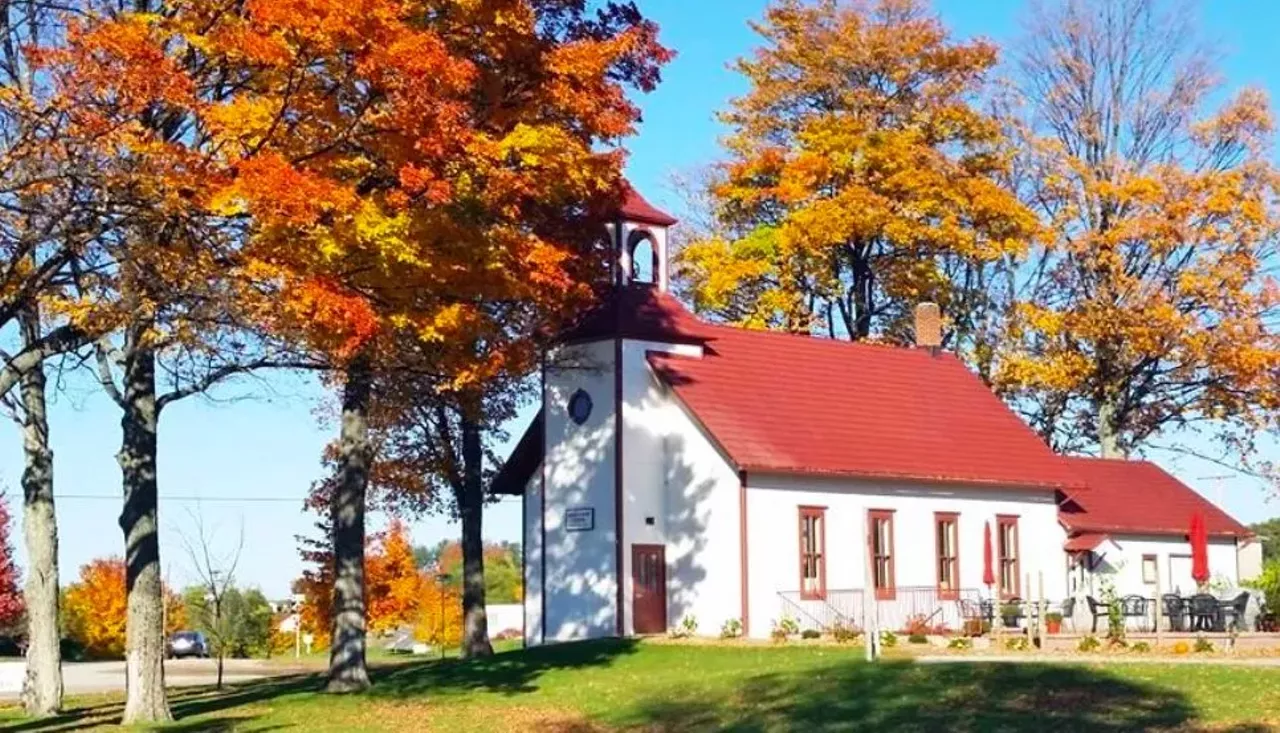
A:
[51, 493, 522, 503]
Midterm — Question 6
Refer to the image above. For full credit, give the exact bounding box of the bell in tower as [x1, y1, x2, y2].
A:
[609, 182, 677, 292]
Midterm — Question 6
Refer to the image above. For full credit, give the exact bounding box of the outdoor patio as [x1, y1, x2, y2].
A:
[778, 586, 1276, 641]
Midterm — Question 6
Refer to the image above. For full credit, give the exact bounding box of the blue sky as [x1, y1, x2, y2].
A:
[4, 0, 1278, 600]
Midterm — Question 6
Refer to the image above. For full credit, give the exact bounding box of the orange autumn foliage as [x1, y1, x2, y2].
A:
[365, 520, 424, 634]
[26, 1, 672, 381]
[680, 0, 1035, 349]
[62, 558, 185, 660]
[295, 519, 432, 646]
[414, 578, 463, 649]
[996, 0, 1280, 473]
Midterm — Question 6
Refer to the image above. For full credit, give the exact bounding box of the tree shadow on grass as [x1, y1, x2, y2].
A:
[0, 673, 318, 731]
[623, 659, 1271, 732]
[368, 638, 639, 698]
[1, 639, 637, 731]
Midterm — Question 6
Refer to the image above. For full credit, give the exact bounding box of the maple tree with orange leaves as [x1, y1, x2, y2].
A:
[9, 0, 669, 710]
[996, 0, 1279, 475]
[679, 0, 1036, 357]
[294, 519, 433, 646]
[62, 558, 184, 661]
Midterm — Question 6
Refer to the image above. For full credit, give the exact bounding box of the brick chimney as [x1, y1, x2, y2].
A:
[914, 303, 942, 350]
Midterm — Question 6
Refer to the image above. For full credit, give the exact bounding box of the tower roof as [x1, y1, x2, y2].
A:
[619, 182, 678, 226]
[556, 285, 711, 345]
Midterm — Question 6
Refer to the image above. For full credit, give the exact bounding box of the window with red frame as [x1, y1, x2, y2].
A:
[997, 515, 1020, 599]
[799, 506, 826, 599]
[869, 510, 895, 600]
[936, 513, 959, 600]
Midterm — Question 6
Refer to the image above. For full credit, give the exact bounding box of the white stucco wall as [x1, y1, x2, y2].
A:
[542, 340, 619, 642]
[744, 474, 1067, 638]
[1239, 538, 1263, 583]
[1084, 534, 1240, 598]
[522, 469, 543, 646]
[620, 339, 741, 637]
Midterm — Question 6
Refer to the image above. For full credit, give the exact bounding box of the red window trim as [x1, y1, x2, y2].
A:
[935, 512, 960, 601]
[996, 514, 1020, 600]
[868, 509, 896, 600]
[798, 506, 827, 600]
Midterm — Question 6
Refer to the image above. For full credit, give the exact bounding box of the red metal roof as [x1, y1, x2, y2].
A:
[1058, 457, 1251, 538]
[1064, 532, 1109, 552]
[619, 183, 678, 226]
[648, 321, 1084, 491]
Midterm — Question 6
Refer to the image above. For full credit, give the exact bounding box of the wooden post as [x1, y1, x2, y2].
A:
[1025, 571, 1032, 641]
[1155, 567, 1164, 648]
[1038, 571, 1047, 650]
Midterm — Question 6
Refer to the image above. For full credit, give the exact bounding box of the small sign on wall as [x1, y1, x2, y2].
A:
[565, 507, 595, 532]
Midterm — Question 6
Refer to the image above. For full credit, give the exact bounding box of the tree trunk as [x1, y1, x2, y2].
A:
[849, 242, 874, 340]
[1097, 393, 1124, 459]
[326, 355, 373, 693]
[116, 331, 172, 724]
[18, 305, 62, 716]
[459, 415, 493, 659]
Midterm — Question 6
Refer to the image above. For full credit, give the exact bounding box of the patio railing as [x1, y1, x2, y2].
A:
[777, 586, 990, 633]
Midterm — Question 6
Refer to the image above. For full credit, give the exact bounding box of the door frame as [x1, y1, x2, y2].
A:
[631, 543, 667, 635]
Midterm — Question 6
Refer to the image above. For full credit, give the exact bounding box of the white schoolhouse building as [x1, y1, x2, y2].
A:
[492, 187, 1255, 642]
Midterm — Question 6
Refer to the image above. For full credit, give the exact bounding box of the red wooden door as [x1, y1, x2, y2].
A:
[632, 544, 667, 635]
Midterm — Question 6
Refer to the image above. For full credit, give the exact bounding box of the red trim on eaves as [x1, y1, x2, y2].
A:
[539, 356, 547, 646]
[739, 470, 749, 637]
[614, 335, 625, 637]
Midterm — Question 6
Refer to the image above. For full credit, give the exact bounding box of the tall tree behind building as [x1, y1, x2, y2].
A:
[678, 0, 1037, 367]
[996, 0, 1279, 474]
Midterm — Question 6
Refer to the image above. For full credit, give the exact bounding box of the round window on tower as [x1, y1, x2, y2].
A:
[568, 389, 593, 425]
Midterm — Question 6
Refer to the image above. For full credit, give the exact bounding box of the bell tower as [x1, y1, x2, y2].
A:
[610, 183, 677, 292]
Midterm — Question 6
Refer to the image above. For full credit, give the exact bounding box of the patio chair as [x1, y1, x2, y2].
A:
[979, 599, 996, 626]
[1222, 592, 1251, 632]
[1120, 595, 1150, 632]
[1061, 597, 1076, 632]
[958, 599, 985, 636]
[1161, 594, 1187, 632]
[1189, 593, 1220, 632]
[1085, 595, 1110, 634]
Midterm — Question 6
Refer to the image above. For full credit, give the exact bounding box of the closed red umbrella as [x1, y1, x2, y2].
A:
[983, 521, 995, 588]
[1190, 512, 1210, 586]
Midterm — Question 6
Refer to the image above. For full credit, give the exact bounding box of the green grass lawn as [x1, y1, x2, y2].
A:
[5, 641, 1280, 731]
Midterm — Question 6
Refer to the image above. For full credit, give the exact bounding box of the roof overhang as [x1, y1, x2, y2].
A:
[1064, 532, 1110, 552]
[490, 410, 543, 496]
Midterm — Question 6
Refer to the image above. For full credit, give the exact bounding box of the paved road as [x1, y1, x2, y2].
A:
[0, 658, 281, 698]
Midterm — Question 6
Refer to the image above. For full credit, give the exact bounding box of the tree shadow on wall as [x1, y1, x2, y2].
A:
[659, 433, 714, 631]
[623, 659, 1271, 732]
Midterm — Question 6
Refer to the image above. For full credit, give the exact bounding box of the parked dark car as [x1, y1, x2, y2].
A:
[167, 631, 208, 659]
